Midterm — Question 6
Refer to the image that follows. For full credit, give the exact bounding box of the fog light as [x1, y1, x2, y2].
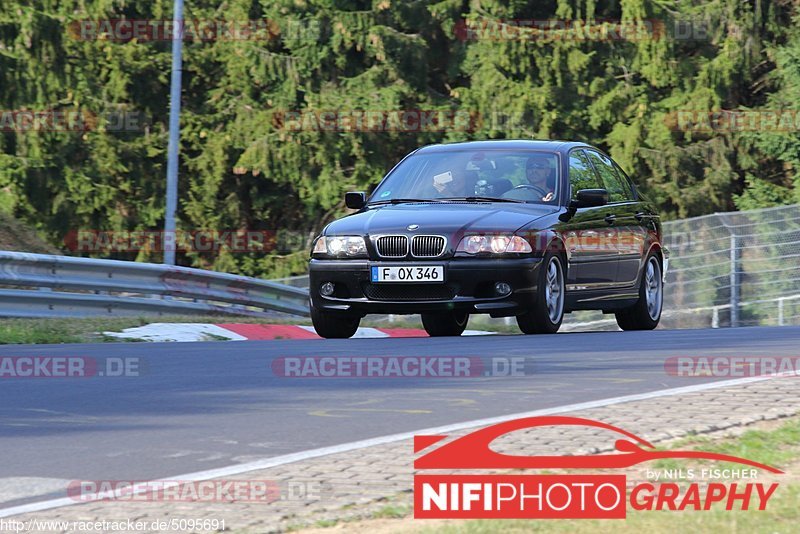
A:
[320, 282, 335, 296]
[494, 282, 512, 296]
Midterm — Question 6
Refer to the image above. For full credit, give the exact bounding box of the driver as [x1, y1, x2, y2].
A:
[525, 155, 556, 202]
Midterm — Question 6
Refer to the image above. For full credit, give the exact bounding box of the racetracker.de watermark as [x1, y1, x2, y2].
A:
[0, 110, 145, 132]
[68, 19, 320, 42]
[68, 480, 276, 502]
[455, 18, 664, 42]
[67, 479, 324, 504]
[454, 18, 736, 42]
[664, 356, 800, 377]
[272, 109, 540, 133]
[271, 356, 527, 378]
[63, 229, 302, 253]
[2, 518, 226, 533]
[273, 109, 482, 133]
[0, 357, 143, 378]
[665, 110, 800, 132]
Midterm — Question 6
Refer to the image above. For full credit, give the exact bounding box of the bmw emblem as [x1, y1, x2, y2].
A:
[407, 224, 419, 231]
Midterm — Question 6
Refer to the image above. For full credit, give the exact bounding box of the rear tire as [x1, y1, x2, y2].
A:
[615, 253, 663, 331]
[310, 303, 360, 339]
[421, 310, 469, 337]
[517, 252, 565, 334]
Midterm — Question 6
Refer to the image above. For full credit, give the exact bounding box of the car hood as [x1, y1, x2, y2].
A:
[324, 202, 556, 237]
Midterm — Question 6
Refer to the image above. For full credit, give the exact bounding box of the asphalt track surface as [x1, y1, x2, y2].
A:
[1, 326, 799, 508]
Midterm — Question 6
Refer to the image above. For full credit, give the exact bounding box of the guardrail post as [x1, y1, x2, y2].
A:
[730, 233, 740, 327]
[778, 298, 785, 326]
[163, 0, 184, 266]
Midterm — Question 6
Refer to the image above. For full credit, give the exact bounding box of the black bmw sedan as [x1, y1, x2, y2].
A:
[308, 140, 667, 338]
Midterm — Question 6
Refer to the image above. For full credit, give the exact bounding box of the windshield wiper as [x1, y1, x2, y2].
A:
[367, 198, 447, 206]
[441, 196, 526, 203]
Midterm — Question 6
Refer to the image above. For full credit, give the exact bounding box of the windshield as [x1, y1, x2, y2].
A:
[370, 149, 561, 204]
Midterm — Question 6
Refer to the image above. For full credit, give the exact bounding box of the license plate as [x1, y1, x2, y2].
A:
[371, 265, 445, 283]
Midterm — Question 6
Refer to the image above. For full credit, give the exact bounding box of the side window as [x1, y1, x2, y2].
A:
[612, 161, 637, 200]
[586, 150, 631, 203]
[568, 150, 601, 198]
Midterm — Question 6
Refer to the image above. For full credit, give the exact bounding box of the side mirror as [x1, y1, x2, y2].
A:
[345, 191, 367, 209]
[571, 188, 608, 209]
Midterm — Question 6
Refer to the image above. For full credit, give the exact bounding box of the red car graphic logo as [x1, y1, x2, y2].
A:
[414, 415, 783, 473]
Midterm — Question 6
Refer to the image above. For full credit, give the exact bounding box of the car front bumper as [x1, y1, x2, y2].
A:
[309, 257, 544, 316]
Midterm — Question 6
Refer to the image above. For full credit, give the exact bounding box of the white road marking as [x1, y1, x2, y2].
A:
[296, 325, 495, 338]
[103, 323, 247, 342]
[463, 330, 496, 336]
[0, 372, 785, 518]
[296, 325, 390, 338]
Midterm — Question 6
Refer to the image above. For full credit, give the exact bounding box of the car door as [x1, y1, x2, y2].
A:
[612, 159, 654, 283]
[584, 149, 645, 286]
[560, 149, 619, 288]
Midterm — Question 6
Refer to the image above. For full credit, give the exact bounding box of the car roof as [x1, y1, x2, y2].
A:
[415, 139, 592, 154]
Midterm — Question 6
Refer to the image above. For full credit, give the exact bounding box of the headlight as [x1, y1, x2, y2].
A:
[456, 235, 532, 254]
[312, 236, 368, 258]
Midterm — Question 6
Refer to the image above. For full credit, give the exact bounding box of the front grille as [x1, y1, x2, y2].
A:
[376, 235, 408, 258]
[411, 235, 446, 257]
[362, 283, 457, 301]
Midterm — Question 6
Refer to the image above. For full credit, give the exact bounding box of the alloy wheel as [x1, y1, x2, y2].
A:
[645, 257, 662, 321]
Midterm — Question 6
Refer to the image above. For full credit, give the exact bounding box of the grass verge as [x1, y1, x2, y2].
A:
[651, 416, 800, 471]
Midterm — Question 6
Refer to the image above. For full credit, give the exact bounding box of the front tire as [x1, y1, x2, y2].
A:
[615, 253, 663, 331]
[310, 303, 360, 339]
[517, 252, 565, 334]
[421, 310, 469, 337]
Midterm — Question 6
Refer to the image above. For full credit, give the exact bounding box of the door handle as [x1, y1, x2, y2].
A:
[604, 214, 616, 224]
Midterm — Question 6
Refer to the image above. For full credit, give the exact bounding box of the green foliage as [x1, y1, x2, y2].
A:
[2, 0, 800, 276]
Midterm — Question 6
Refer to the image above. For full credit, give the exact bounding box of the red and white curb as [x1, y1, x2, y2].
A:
[102, 323, 495, 342]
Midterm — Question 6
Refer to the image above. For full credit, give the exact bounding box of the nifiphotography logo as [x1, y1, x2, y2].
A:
[413, 416, 782, 519]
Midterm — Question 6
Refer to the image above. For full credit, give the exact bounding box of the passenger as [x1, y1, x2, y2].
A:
[431, 168, 467, 197]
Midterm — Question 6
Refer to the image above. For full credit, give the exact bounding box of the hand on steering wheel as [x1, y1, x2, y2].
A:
[510, 184, 553, 201]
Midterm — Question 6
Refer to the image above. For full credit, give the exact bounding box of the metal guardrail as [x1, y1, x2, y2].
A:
[0, 251, 310, 318]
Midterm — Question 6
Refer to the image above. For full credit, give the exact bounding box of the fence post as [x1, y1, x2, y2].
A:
[730, 233, 740, 327]
[778, 298, 785, 326]
[712, 307, 719, 329]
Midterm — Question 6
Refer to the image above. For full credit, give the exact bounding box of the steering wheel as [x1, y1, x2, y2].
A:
[503, 184, 550, 200]
[509, 184, 548, 197]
